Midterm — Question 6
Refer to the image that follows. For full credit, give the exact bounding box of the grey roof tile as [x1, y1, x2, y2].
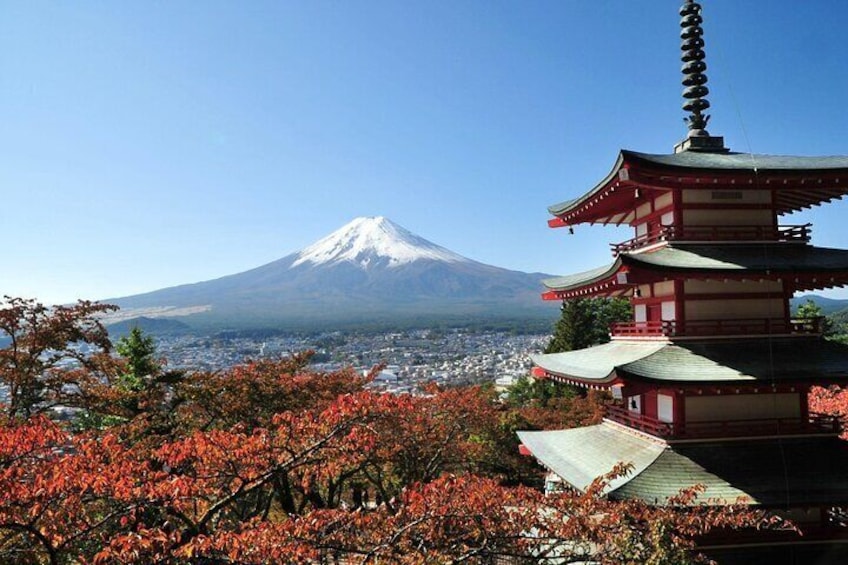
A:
[542, 245, 848, 293]
[534, 338, 848, 384]
[519, 424, 848, 506]
[625, 150, 848, 171]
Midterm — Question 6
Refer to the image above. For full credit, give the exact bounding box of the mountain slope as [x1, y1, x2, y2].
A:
[108, 217, 556, 330]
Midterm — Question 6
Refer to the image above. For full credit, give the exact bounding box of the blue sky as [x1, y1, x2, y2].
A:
[3, 0, 848, 304]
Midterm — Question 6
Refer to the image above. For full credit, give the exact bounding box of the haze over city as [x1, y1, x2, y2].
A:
[4, 0, 848, 305]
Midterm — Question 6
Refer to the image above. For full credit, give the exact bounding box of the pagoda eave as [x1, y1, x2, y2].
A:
[548, 150, 848, 226]
[542, 245, 848, 300]
[533, 338, 848, 386]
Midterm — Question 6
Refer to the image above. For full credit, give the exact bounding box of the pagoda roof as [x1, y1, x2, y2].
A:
[542, 244, 848, 297]
[548, 150, 848, 223]
[518, 422, 848, 506]
[626, 150, 848, 173]
[517, 423, 665, 494]
[531, 337, 848, 386]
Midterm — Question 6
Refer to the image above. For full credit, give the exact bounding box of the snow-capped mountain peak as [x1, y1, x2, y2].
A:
[291, 216, 469, 269]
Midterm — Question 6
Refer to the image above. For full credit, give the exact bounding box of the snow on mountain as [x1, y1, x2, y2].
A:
[291, 216, 469, 269]
[107, 216, 556, 330]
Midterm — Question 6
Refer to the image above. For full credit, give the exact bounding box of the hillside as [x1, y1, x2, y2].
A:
[105, 217, 557, 331]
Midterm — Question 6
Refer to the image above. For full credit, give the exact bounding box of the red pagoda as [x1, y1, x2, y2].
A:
[518, 1, 848, 562]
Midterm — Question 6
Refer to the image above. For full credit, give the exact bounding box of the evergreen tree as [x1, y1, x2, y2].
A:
[115, 326, 159, 391]
[795, 298, 834, 336]
[545, 297, 631, 353]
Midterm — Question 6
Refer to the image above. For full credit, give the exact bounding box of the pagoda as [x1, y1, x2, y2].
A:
[518, 1, 848, 562]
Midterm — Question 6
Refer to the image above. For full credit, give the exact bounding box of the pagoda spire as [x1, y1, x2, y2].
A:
[674, 0, 727, 153]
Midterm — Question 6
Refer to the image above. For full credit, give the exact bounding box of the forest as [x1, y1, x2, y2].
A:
[0, 296, 817, 564]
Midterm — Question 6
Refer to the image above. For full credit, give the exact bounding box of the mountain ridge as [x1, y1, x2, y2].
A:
[106, 217, 556, 331]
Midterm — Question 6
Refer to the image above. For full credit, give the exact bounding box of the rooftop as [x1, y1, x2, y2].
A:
[547, 150, 848, 223]
[542, 243, 848, 299]
[531, 337, 848, 386]
[519, 422, 848, 506]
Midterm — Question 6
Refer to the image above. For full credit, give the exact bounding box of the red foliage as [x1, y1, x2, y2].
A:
[0, 299, 796, 563]
[809, 385, 848, 439]
[0, 296, 117, 419]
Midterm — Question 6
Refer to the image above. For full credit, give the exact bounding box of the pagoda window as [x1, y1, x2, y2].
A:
[628, 395, 642, 414]
[657, 394, 674, 423]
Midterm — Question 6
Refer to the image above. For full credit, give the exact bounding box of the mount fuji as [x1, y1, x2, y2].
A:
[107, 217, 556, 330]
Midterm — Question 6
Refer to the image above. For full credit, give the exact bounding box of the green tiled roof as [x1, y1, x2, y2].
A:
[625, 150, 848, 172]
[547, 149, 848, 218]
[530, 342, 666, 382]
[627, 244, 848, 273]
[542, 244, 848, 293]
[620, 338, 848, 382]
[542, 262, 619, 290]
[517, 423, 665, 494]
[519, 423, 848, 506]
[533, 338, 848, 384]
[615, 436, 848, 506]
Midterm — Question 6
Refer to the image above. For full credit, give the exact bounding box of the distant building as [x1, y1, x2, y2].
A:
[518, 2, 848, 563]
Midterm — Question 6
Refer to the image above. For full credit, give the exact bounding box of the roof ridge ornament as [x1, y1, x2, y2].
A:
[674, 0, 728, 154]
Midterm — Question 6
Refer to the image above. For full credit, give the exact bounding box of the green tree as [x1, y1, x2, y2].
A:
[115, 326, 159, 392]
[76, 326, 185, 433]
[794, 298, 834, 336]
[545, 297, 631, 353]
[505, 374, 576, 408]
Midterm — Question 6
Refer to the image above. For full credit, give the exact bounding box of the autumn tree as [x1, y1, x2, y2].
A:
[75, 326, 188, 437]
[0, 296, 116, 420]
[0, 364, 791, 564]
[0, 297, 798, 563]
[172, 353, 370, 431]
[504, 297, 620, 433]
[171, 469, 789, 565]
[809, 385, 848, 440]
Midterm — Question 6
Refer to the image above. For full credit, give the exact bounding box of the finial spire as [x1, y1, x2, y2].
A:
[680, 0, 710, 137]
[674, 0, 727, 153]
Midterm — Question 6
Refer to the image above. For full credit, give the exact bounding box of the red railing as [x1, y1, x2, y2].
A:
[605, 403, 671, 436]
[605, 404, 840, 439]
[610, 223, 811, 255]
[611, 317, 825, 338]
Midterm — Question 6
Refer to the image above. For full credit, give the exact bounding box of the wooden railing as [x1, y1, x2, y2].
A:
[610, 223, 811, 254]
[605, 403, 671, 436]
[611, 317, 825, 338]
[605, 404, 840, 439]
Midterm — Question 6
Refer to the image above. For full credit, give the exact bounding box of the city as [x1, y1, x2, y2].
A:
[152, 329, 548, 394]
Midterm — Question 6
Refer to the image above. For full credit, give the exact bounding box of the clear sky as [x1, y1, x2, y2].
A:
[3, 0, 848, 304]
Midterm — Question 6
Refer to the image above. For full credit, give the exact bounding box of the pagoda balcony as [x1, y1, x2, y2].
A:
[605, 403, 840, 440]
[611, 317, 826, 339]
[610, 223, 811, 255]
